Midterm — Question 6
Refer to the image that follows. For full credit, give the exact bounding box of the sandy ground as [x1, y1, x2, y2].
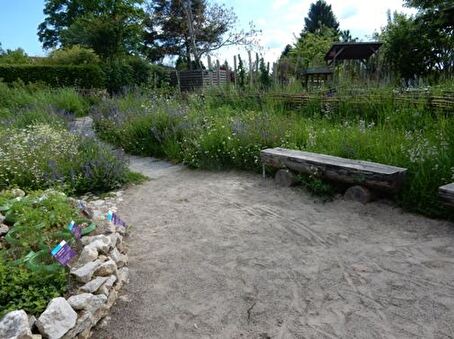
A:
[93, 156, 454, 339]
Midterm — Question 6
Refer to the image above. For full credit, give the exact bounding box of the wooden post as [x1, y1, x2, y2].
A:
[207, 55, 212, 70]
[255, 52, 259, 79]
[233, 55, 237, 87]
[216, 59, 220, 86]
[207, 56, 213, 86]
[273, 62, 277, 85]
[248, 50, 253, 86]
[175, 70, 181, 93]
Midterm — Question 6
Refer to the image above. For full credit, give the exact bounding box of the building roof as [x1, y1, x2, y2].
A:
[324, 42, 382, 61]
[302, 67, 333, 75]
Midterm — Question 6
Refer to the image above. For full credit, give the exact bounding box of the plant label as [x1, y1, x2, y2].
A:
[51, 240, 77, 266]
[68, 220, 81, 239]
[106, 210, 127, 227]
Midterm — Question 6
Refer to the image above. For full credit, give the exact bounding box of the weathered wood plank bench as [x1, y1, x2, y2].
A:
[260, 148, 408, 197]
[439, 183, 454, 208]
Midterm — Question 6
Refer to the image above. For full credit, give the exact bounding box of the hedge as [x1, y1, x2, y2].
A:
[0, 64, 105, 88]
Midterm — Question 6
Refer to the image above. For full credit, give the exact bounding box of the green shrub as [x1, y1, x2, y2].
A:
[0, 125, 130, 194]
[93, 87, 454, 219]
[48, 45, 100, 65]
[0, 64, 105, 88]
[0, 190, 78, 317]
[0, 257, 67, 317]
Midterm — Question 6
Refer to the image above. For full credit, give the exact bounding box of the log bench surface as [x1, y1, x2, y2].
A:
[439, 183, 454, 207]
[261, 147, 407, 191]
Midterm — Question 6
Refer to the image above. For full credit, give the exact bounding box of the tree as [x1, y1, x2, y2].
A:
[143, 0, 259, 68]
[48, 45, 100, 65]
[340, 30, 357, 42]
[303, 0, 339, 34]
[380, 12, 431, 80]
[38, 0, 145, 58]
[280, 44, 292, 59]
[292, 27, 337, 70]
[0, 48, 30, 64]
[381, 2, 453, 80]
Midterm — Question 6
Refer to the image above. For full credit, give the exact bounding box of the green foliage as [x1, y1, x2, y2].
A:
[93, 86, 454, 219]
[291, 27, 338, 69]
[303, 0, 340, 34]
[298, 174, 335, 198]
[0, 125, 130, 195]
[0, 82, 90, 123]
[0, 257, 67, 317]
[144, 0, 258, 66]
[0, 64, 105, 88]
[0, 190, 78, 317]
[48, 45, 100, 65]
[0, 48, 31, 65]
[380, 3, 453, 80]
[39, 0, 145, 58]
[259, 58, 271, 89]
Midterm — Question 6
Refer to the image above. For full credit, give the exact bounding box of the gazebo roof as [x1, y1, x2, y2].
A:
[324, 42, 382, 62]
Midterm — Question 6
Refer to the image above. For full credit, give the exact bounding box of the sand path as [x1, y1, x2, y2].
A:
[94, 155, 454, 339]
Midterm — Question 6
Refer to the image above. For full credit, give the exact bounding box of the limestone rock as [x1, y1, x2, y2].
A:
[94, 260, 117, 277]
[109, 248, 127, 267]
[36, 298, 77, 339]
[71, 260, 102, 283]
[79, 276, 109, 293]
[67, 293, 107, 313]
[0, 224, 9, 236]
[76, 246, 98, 267]
[116, 267, 129, 290]
[82, 235, 111, 255]
[10, 188, 25, 198]
[0, 310, 33, 339]
[107, 233, 122, 248]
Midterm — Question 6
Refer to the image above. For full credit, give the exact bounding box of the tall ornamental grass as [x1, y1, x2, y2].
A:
[93, 88, 454, 219]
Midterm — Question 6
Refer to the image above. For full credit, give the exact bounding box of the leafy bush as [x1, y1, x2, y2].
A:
[0, 256, 67, 317]
[0, 125, 130, 194]
[0, 190, 78, 317]
[48, 45, 101, 65]
[0, 64, 105, 88]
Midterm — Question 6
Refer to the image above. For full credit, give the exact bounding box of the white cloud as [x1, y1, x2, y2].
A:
[214, 0, 417, 66]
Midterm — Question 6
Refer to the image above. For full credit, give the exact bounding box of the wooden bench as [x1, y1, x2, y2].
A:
[260, 148, 408, 194]
[439, 183, 454, 208]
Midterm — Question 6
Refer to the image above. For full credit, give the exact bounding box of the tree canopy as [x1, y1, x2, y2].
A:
[303, 0, 339, 34]
[38, 0, 145, 58]
[143, 0, 258, 68]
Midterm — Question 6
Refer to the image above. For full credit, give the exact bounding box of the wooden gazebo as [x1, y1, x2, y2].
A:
[301, 67, 333, 89]
[324, 42, 382, 66]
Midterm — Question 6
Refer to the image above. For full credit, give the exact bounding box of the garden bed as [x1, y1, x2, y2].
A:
[0, 189, 130, 338]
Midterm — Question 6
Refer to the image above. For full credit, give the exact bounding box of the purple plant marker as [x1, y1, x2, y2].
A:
[68, 220, 81, 240]
[51, 240, 77, 266]
[106, 210, 127, 228]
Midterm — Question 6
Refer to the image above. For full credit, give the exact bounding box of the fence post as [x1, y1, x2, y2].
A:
[233, 55, 237, 87]
[207, 55, 213, 86]
[248, 51, 253, 86]
[175, 70, 181, 93]
[216, 59, 220, 86]
[255, 53, 259, 84]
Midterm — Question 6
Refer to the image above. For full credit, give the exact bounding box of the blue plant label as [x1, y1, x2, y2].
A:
[68, 220, 81, 239]
[106, 210, 127, 228]
[51, 240, 77, 266]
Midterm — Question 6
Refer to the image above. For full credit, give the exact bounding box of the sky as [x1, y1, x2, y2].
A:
[0, 0, 416, 63]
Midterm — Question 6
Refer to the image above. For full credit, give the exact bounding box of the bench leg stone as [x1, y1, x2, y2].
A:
[344, 185, 373, 204]
[275, 169, 298, 187]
